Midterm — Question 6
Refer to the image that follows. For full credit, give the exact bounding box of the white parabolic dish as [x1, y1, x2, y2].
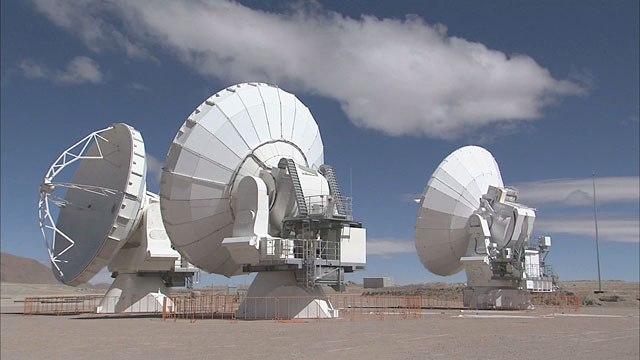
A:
[160, 83, 324, 276]
[39, 123, 146, 285]
[415, 146, 504, 276]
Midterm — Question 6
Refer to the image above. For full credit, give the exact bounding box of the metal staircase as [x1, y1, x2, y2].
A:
[278, 158, 308, 217]
[301, 221, 315, 288]
[318, 165, 346, 216]
[278, 159, 351, 289]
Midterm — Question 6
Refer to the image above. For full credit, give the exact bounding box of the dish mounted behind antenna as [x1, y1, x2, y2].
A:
[38, 123, 146, 285]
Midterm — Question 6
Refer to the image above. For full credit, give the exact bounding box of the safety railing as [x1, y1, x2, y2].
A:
[96, 294, 167, 314]
[304, 195, 353, 219]
[523, 264, 556, 281]
[530, 293, 580, 312]
[24, 294, 167, 315]
[164, 294, 241, 321]
[330, 295, 422, 320]
[461, 292, 580, 311]
[23, 295, 103, 315]
[23, 293, 578, 317]
[163, 294, 422, 321]
[419, 294, 464, 309]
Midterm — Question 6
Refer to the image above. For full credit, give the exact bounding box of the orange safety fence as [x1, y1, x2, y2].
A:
[461, 292, 581, 311]
[164, 294, 241, 321]
[22, 293, 578, 318]
[419, 294, 464, 309]
[328, 295, 422, 320]
[23, 295, 167, 315]
[164, 294, 422, 321]
[23, 295, 103, 315]
[530, 293, 580, 312]
[96, 294, 167, 314]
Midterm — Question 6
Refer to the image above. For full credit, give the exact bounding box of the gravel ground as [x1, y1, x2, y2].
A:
[2, 281, 638, 359]
[1, 307, 638, 360]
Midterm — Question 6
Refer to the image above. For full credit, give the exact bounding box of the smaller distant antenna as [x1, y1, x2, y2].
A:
[592, 171, 603, 293]
[415, 145, 557, 309]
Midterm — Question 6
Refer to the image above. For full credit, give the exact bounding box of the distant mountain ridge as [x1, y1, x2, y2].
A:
[0, 252, 58, 284]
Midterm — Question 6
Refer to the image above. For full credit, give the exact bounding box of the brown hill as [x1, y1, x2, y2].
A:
[0, 252, 58, 284]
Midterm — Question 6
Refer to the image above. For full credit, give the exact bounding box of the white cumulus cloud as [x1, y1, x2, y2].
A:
[130, 82, 150, 91]
[514, 176, 639, 207]
[145, 153, 163, 183]
[31, 0, 585, 139]
[367, 238, 415, 257]
[18, 59, 48, 79]
[535, 216, 639, 243]
[18, 56, 104, 84]
[31, 0, 155, 60]
[54, 56, 104, 84]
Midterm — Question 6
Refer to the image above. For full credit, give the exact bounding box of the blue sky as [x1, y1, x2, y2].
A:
[1, 0, 638, 287]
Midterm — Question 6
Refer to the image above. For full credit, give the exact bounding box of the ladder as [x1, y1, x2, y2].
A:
[301, 221, 315, 288]
[279, 158, 308, 217]
[318, 165, 346, 216]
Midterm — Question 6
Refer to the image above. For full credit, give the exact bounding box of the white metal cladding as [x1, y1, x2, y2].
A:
[415, 146, 503, 276]
[38, 123, 146, 286]
[160, 83, 324, 276]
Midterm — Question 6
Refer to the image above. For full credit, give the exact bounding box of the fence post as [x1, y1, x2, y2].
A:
[162, 296, 167, 321]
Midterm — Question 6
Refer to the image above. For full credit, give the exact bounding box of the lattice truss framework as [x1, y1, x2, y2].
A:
[38, 126, 119, 276]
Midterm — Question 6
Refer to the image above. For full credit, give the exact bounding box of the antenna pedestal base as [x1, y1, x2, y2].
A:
[237, 271, 337, 319]
[97, 273, 170, 313]
[463, 288, 532, 310]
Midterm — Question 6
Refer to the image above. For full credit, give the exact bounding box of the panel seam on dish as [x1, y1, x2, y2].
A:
[307, 130, 321, 156]
[163, 210, 233, 226]
[290, 94, 298, 141]
[256, 85, 274, 140]
[171, 223, 233, 248]
[219, 93, 252, 151]
[214, 254, 236, 275]
[429, 173, 477, 210]
[163, 170, 229, 187]
[277, 88, 283, 140]
[175, 135, 237, 174]
[193, 122, 244, 161]
[237, 89, 266, 144]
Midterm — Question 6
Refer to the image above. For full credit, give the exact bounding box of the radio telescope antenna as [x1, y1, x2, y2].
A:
[415, 146, 554, 309]
[38, 123, 196, 313]
[161, 83, 366, 318]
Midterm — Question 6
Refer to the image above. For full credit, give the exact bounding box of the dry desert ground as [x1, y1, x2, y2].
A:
[1, 281, 638, 360]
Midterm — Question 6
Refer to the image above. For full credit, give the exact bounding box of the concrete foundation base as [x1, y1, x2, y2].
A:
[237, 272, 337, 319]
[97, 273, 171, 313]
[463, 288, 532, 310]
